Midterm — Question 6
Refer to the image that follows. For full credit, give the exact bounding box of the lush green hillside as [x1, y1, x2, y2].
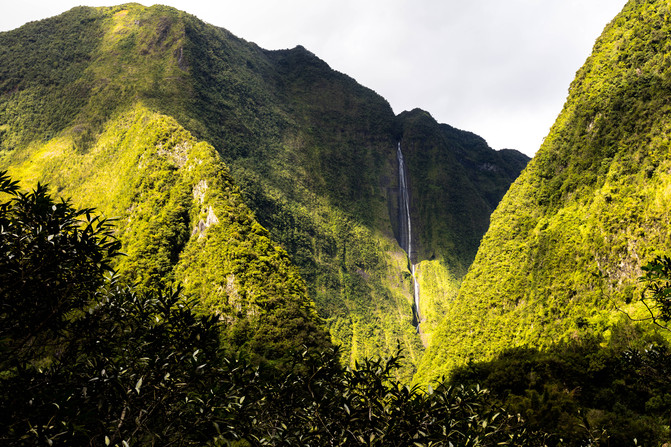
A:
[4, 104, 332, 365]
[0, 173, 547, 446]
[397, 109, 529, 342]
[417, 0, 671, 383]
[0, 3, 527, 375]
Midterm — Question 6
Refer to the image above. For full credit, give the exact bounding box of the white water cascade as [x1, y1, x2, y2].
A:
[397, 143, 421, 332]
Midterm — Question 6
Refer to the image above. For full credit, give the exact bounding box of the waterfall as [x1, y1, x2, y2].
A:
[397, 142, 421, 332]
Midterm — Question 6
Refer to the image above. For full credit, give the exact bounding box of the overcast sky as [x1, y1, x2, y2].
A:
[1, 0, 629, 156]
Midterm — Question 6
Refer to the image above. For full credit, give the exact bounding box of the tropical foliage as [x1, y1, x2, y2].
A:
[450, 327, 671, 446]
[10, 0, 671, 444]
[640, 254, 671, 327]
[0, 3, 527, 376]
[418, 0, 671, 383]
[0, 172, 542, 446]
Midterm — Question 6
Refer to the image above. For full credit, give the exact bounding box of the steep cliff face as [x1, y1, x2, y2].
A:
[394, 109, 529, 344]
[417, 0, 671, 383]
[0, 3, 527, 375]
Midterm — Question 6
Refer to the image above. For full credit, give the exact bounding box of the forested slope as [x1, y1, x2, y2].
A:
[418, 0, 671, 383]
[0, 3, 527, 374]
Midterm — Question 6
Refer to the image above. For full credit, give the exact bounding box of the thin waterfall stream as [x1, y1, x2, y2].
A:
[397, 142, 421, 332]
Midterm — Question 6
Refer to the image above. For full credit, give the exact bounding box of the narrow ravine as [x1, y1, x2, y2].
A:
[397, 142, 421, 332]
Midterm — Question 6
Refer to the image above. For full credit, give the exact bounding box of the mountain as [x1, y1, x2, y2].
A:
[417, 0, 671, 383]
[395, 109, 530, 341]
[0, 3, 527, 374]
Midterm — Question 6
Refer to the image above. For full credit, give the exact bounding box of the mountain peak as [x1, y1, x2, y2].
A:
[0, 3, 527, 378]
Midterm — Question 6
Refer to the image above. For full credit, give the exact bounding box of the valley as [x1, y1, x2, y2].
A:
[1, 1, 670, 445]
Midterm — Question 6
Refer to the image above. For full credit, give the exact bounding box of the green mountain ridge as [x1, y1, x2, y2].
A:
[417, 0, 671, 384]
[0, 3, 528, 375]
[5, 1, 671, 443]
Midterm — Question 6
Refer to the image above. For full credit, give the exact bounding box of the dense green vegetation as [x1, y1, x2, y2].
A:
[4, 105, 332, 366]
[449, 325, 671, 446]
[397, 110, 529, 342]
[4, 0, 671, 443]
[398, 109, 530, 273]
[1, 173, 546, 446]
[640, 254, 671, 327]
[3, 171, 669, 445]
[418, 0, 671, 383]
[0, 3, 526, 375]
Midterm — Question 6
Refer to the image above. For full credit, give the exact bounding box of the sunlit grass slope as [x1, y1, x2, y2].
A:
[4, 104, 333, 365]
[417, 0, 671, 384]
